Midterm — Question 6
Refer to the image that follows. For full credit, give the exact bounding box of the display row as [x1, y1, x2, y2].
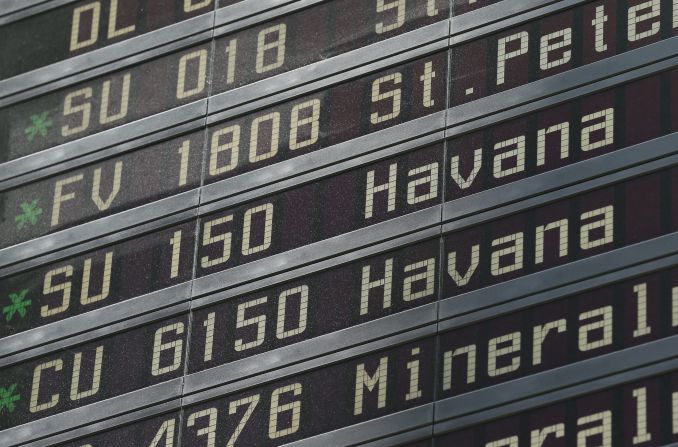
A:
[1, 64, 676, 255]
[2, 299, 677, 444]
[0, 0, 512, 81]
[38, 365, 678, 446]
[32, 369, 678, 446]
[2, 0, 675, 170]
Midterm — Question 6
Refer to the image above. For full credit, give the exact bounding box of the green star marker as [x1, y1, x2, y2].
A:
[24, 111, 52, 142]
[0, 384, 19, 414]
[3, 289, 31, 322]
[15, 199, 42, 230]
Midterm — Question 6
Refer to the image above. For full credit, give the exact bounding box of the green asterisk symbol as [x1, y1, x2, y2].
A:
[0, 384, 20, 414]
[3, 289, 31, 322]
[24, 111, 52, 142]
[14, 199, 42, 230]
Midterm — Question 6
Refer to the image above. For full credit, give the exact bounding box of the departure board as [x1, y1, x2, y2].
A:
[2, 0, 677, 445]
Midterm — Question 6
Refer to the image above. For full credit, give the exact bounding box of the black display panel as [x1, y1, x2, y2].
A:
[0, 131, 203, 249]
[210, 0, 448, 93]
[439, 264, 678, 398]
[205, 51, 446, 185]
[452, 0, 504, 16]
[444, 165, 678, 298]
[0, 221, 195, 339]
[447, 68, 678, 202]
[400, 441, 433, 447]
[450, 0, 678, 106]
[0, 0, 219, 81]
[0, 315, 187, 430]
[189, 238, 439, 373]
[0, 42, 209, 163]
[219, 0, 245, 6]
[182, 337, 434, 446]
[58, 412, 180, 447]
[439, 370, 678, 446]
[197, 142, 443, 277]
